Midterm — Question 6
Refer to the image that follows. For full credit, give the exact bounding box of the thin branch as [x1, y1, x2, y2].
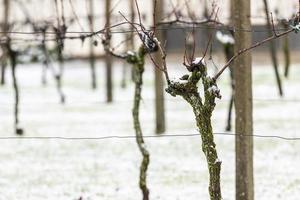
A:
[54, 0, 61, 28]
[134, 0, 144, 30]
[201, 8, 219, 62]
[184, 0, 195, 20]
[156, 18, 222, 26]
[213, 28, 294, 80]
[153, 37, 170, 83]
[60, 0, 66, 26]
[68, 0, 84, 31]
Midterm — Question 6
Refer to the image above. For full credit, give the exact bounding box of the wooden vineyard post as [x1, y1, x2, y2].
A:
[233, 0, 254, 199]
[153, 0, 166, 134]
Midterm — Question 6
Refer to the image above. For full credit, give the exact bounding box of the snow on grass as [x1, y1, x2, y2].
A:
[0, 59, 299, 200]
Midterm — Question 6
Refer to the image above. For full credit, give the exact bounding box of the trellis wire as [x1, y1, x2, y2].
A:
[0, 24, 295, 48]
[0, 132, 299, 141]
[0, 25, 293, 36]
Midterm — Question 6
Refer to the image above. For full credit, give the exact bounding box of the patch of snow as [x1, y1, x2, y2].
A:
[127, 51, 135, 56]
[192, 57, 206, 66]
[215, 158, 222, 164]
[0, 60, 300, 200]
[208, 85, 219, 94]
[171, 77, 188, 84]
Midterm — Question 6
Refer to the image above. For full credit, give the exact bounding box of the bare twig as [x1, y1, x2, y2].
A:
[153, 37, 170, 83]
[201, 8, 219, 62]
[214, 28, 294, 80]
[156, 18, 222, 26]
[68, 0, 84, 31]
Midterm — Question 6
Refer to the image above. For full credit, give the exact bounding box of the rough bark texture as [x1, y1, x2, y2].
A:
[129, 47, 150, 200]
[166, 64, 222, 200]
[103, 36, 151, 198]
[153, 0, 166, 134]
[105, 0, 113, 102]
[263, 0, 283, 96]
[103, 30, 152, 198]
[233, 0, 254, 199]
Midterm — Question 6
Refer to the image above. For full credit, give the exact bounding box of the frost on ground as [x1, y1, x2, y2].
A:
[0, 59, 299, 200]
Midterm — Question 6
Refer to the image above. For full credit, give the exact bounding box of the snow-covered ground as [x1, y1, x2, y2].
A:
[0, 58, 299, 200]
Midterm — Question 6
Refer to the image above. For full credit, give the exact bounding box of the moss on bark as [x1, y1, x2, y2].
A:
[129, 46, 150, 200]
[166, 64, 222, 200]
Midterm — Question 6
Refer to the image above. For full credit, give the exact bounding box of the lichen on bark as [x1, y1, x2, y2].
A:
[129, 46, 150, 200]
[102, 28, 153, 198]
[166, 62, 222, 200]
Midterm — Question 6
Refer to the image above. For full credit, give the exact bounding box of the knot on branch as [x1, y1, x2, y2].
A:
[186, 57, 206, 72]
[166, 57, 221, 110]
[206, 80, 222, 99]
[166, 60, 204, 97]
[165, 79, 191, 97]
[125, 51, 139, 64]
